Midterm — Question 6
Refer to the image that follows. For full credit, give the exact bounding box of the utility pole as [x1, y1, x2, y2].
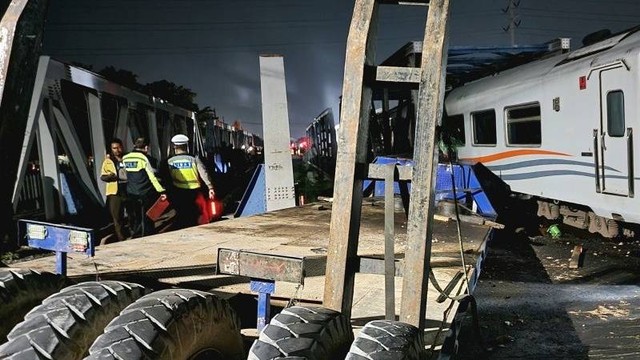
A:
[502, 0, 521, 47]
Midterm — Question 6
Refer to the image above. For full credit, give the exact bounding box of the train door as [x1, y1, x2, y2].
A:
[597, 61, 633, 197]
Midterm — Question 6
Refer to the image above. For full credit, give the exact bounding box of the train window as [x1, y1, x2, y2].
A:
[506, 103, 541, 146]
[442, 114, 465, 146]
[472, 110, 496, 145]
[606, 90, 625, 137]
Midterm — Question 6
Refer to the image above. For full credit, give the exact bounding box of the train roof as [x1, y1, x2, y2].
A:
[445, 27, 640, 113]
[373, 38, 569, 101]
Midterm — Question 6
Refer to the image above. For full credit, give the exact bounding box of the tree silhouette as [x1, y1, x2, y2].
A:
[143, 80, 198, 111]
[99, 66, 141, 91]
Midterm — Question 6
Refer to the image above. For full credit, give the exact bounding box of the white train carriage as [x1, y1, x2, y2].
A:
[444, 28, 640, 237]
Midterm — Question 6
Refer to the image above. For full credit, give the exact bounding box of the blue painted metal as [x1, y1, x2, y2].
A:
[235, 164, 267, 217]
[250, 279, 276, 294]
[55, 251, 67, 276]
[251, 280, 276, 331]
[448, 44, 550, 57]
[363, 157, 496, 217]
[18, 219, 95, 275]
[59, 173, 78, 215]
[435, 164, 496, 217]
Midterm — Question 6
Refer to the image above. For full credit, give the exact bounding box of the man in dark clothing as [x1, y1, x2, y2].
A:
[122, 137, 166, 238]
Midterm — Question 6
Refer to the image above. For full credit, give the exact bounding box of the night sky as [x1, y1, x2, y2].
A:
[42, 0, 640, 138]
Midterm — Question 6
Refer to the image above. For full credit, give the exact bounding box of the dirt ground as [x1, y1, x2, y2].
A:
[454, 224, 640, 359]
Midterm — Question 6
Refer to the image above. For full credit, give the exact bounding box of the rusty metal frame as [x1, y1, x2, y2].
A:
[217, 248, 306, 285]
[323, 0, 378, 317]
[324, 0, 451, 329]
[399, 0, 452, 328]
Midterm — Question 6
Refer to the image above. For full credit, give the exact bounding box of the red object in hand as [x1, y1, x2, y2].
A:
[146, 196, 170, 222]
[195, 192, 224, 224]
[209, 197, 223, 221]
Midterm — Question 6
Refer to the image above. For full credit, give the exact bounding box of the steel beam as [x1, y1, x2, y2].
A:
[11, 56, 49, 208]
[87, 92, 106, 203]
[115, 102, 132, 150]
[323, 0, 378, 317]
[37, 107, 61, 219]
[399, 0, 451, 329]
[146, 109, 161, 162]
[259, 55, 296, 212]
[0, 0, 49, 243]
[217, 248, 306, 284]
[51, 105, 102, 204]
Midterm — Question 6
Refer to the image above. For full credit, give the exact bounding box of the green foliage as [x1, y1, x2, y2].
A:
[294, 161, 333, 203]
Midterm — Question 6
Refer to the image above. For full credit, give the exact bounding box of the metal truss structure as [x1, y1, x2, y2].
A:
[304, 108, 337, 177]
[12, 56, 202, 220]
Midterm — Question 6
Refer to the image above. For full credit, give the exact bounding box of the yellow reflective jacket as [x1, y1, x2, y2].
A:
[100, 157, 118, 196]
[167, 154, 201, 189]
[122, 151, 165, 196]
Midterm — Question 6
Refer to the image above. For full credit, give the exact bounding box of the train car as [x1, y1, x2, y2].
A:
[444, 28, 640, 238]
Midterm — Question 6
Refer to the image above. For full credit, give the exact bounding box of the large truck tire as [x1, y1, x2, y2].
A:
[0, 268, 70, 341]
[248, 306, 353, 360]
[0, 281, 145, 360]
[86, 288, 244, 360]
[345, 320, 425, 360]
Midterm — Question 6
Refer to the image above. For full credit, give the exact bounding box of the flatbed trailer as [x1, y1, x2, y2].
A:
[11, 202, 492, 353]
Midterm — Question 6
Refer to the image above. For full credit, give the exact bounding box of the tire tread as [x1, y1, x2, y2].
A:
[87, 288, 244, 360]
[248, 305, 353, 360]
[345, 320, 425, 360]
[0, 280, 145, 360]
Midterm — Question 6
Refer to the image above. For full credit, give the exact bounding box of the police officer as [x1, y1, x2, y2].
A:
[122, 137, 166, 238]
[166, 134, 215, 229]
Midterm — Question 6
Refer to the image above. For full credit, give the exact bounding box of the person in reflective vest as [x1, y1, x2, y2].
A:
[166, 134, 215, 229]
[122, 137, 166, 238]
[100, 138, 128, 241]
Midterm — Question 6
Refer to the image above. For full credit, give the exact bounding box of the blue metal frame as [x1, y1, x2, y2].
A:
[364, 157, 496, 217]
[235, 164, 267, 217]
[250, 279, 276, 331]
[18, 219, 95, 276]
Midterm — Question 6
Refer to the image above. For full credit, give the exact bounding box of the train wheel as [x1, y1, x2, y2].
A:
[86, 289, 244, 360]
[345, 320, 425, 360]
[0, 268, 70, 341]
[248, 306, 353, 360]
[0, 281, 145, 359]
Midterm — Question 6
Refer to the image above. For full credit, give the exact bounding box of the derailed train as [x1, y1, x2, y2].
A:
[444, 28, 640, 238]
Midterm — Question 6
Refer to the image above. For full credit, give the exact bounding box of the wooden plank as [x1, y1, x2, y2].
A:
[569, 245, 583, 269]
[375, 66, 421, 83]
[399, 0, 452, 329]
[384, 164, 396, 320]
[323, 0, 378, 317]
[368, 163, 412, 180]
[434, 213, 505, 229]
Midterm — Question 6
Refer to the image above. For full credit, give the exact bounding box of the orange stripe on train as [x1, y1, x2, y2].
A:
[461, 149, 571, 164]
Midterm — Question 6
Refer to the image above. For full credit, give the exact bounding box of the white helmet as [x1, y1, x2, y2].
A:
[171, 134, 189, 145]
